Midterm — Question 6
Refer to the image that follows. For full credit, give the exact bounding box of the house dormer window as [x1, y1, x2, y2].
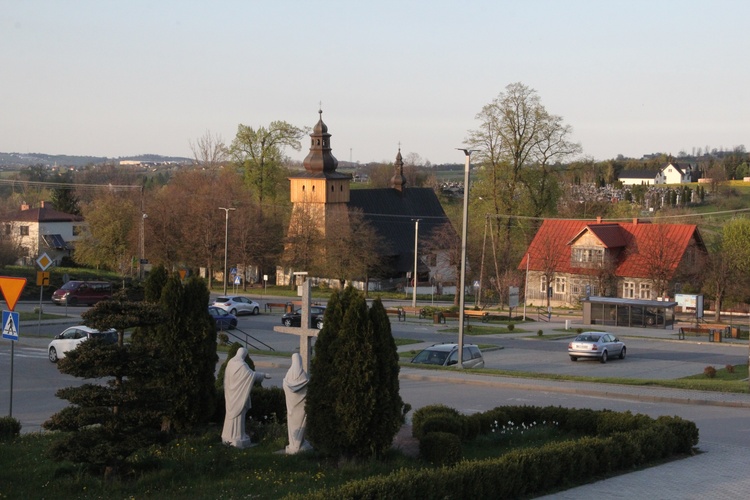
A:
[20, 226, 29, 236]
[571, 247, 604, 267]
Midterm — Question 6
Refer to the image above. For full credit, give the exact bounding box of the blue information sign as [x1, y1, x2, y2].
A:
[2, 311, 19, 341]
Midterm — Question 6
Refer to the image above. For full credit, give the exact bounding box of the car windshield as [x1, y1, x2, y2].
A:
[216, 297, 230, 302]
[413, 349, 449, 365]
[60, 281, 79, 290]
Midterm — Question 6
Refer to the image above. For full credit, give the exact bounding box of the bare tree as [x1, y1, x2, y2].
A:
[190, 130, 228, 169]
[465, 82, 577, 271]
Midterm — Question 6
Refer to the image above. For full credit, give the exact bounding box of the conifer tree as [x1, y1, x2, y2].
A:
[305, 287, 405, 460]
[151, 274, 218, 431]
[43, 293, 166, 475]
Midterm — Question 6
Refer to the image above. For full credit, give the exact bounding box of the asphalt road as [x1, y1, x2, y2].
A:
[1, 298, 748, 434]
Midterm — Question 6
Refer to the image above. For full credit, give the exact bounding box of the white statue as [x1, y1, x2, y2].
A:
[222, 347, 270, 448]
[283, 353, 312, 454]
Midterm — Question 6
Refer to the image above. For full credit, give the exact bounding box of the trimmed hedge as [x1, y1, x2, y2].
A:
[294, 405, 698, 499]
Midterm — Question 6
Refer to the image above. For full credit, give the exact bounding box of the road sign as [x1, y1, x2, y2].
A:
[36, 253, 52, 271]
[2, 311, 19, 341]
[0, 277, 27, 311]
[36, 271, 50, 286]
[234, 275, 242, 285]
[230, 267, 237, 275]
[509, 286, 519, 308]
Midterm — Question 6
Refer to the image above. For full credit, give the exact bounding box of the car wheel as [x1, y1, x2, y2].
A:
[49, 347, 58, 363]
[646, 316, 655, 326]
[570, 356, 577, 361]
[230, 308, 237, 316]
[619, 346, 626, 360]
[67, 297, 77, 306]
[600, 350, 608, 364]
[316, 319, 324, 329]
[283, 318, 293, 327]
[252, 306, 259, 315]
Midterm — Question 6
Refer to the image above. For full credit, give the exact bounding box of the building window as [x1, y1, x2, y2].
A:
[639, 283, 651, 299]
[540, 275, 547, 293]
[623, 282, 635, 298]
[554, 277, 566, 294]
[4, 224, 9, 235]
[571, 247, 604, 265]
[20, 226, 29, 236]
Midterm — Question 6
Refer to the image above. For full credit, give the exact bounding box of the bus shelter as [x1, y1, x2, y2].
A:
[581, 297, 677, 329]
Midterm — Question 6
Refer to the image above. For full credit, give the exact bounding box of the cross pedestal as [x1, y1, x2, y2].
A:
[273, 278, 318, 372]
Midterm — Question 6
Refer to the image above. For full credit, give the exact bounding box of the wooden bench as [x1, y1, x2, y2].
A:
[385, 307, 406, 321]
[264, 302, 291, 313]
[401, 306, 427, 319]
[678, 325, 728, 341]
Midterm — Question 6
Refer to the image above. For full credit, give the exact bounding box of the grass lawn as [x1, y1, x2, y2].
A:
[0, 419, 581, 498]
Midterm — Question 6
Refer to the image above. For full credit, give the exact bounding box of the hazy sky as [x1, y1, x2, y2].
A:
[2, 0, 748, 165]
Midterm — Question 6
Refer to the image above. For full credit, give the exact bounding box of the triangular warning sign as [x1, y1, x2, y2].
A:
[0, 277, 27, 311]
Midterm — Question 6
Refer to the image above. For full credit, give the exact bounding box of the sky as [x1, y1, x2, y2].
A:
[2, 0, 749, 165]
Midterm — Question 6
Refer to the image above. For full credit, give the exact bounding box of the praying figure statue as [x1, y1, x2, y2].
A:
[222, 347, 270, 448]
[283, 353, 312, 454]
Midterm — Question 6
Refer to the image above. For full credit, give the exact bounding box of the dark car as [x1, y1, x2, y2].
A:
[209, 306, 237, 330]
[281, 306, 326, 329]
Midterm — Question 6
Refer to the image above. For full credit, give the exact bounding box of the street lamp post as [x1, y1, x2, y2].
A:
[412, 219, 420, 308]
[219, 207, 236, 295]
[139, 213, 147, 280]
[456, 148, 476, 369]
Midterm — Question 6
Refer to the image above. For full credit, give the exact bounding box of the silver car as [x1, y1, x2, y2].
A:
[212, 296, 261, 316]
[411, 343, 485, 369]
[568, 332, 625, 363]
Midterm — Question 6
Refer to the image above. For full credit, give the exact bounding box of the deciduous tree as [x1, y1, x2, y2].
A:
[229, 121, 306, 210]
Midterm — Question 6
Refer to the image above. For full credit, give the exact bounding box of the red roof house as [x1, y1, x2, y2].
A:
[518, 218, 706, 306]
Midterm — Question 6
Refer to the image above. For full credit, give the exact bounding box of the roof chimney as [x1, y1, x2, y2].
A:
[633, 218, 639, 225]
[20, 202, 30, 211]
[596, 216, 602, 223]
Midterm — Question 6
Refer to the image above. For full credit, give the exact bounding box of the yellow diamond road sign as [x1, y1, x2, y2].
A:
[36, 253, 52, 271]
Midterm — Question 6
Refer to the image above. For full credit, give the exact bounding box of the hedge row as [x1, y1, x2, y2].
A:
[293, 405, 698, 499]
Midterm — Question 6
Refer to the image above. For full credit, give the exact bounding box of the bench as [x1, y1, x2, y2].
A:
[401, 306, 427, 319]
[386, 307, 406, 321]
[678, 325, 728, 342]
[264, 302, 291, 313]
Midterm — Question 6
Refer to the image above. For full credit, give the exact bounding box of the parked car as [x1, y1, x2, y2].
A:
[48, 325, 117, 363]
[209, 306, 238, 330]
[568, 331, 626, 363]
[281, 306, 326, 329]
[212, 296, 261, 316]
[51, 280, 112, 306]
[411, 343, 485, 369]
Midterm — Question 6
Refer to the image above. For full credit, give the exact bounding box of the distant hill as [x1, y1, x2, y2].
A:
[0, 152, 192, 168]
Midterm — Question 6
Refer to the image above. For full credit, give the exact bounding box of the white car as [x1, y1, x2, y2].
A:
[48, 325, 117, 363]
[212, 296, 261, 316]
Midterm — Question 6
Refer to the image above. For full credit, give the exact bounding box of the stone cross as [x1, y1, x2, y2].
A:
[274, 278, 318, 373]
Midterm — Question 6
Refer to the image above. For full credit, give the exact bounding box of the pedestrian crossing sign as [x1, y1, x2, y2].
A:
[2, 310, 19, 341]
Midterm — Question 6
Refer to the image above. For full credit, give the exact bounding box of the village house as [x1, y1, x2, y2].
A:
[3, 201, 85, 266]
[519, 217, 706, 308]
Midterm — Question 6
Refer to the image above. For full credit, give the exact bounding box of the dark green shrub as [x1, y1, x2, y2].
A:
[463, 413, 482, 441]
[704, 366, 717, 378]
[420, 414, 464, 440]
[507, 323, 515, 331]
[0, 416, 21, 440]
[419, 431, 462, 465]
[247, 386, 287, 424]
[411, 404, 463, 439]
[537, 329, 543, 336]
